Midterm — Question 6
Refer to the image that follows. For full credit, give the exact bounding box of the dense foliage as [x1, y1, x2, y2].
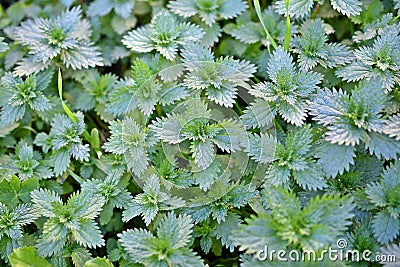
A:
[0, 0, 399, 266]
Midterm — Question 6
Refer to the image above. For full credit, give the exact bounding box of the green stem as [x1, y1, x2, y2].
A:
[149, 220, 155, 234]
[390, 14, 400, 24]
[283, 0, 291, 50]
[21, 125, 37, 134]
[253, 0, 278, 49]
[68, 170, 85, 184]
[274, 119, 284, 133]
[91, 111, 109, 130]
[234, 102, 243, 115]
[248, 0, 255, 19]
[156, 104, 162, 116]
[311, 3, 320, 19]
[58, 69, 99, 155]
[58, 69, 77, 123]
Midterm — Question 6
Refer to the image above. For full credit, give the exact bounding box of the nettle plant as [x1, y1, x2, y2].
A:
[0, 0, 400, 266]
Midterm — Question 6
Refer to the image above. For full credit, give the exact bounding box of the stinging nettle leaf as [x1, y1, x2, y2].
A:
[122, 10, 205, 61]
[13, 7, 103, 75]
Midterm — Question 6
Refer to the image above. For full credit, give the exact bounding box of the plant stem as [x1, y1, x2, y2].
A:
[234, 102, 243, 115]
[284, 1, 291, 51]
[156, 104, 162, 116]
[58, 69, 100, 154]
[274, 119, 284, 133]
[390, 14, 400, 24]
[311, 3, 320, 19]
[68, 170, 85, 184]
[253, 0, 278, 49]
[248, 0, 255, 19]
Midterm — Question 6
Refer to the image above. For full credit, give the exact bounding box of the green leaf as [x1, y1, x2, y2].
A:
[0, 176, 20, 207]
[122, 10, 204, 60]
[118, 212, 205, 266]
[0, 176, 39, 208]
[73, 220, 105, 248]
[14, 7, 102, 75]
[19, 178, 40, 203]
[168, 0, 247, 26]
[30, 189, 62, 218]
[385, 113, 400, 141]
[71, 248, 92, 267]
[276, 0, 313, 19]
[9, 247, 53, 267]
[122, 175, 184, 225]
[214, 212, 242, 251]
[251, 47, 322, 126]
[192, 158, 222, 190]
[292, 166, 327, 190]
[84, 257, 114, 267]
[181, 43, 256, 107]
[372, 210, 400, 244]
[191, 139, 215, 169]
[316, 141, 356, 178]
[310, 81, 392, 153]
[292, 19, 353, 70]
[232, 186, 354, 252]
[52, 149, 70, 176]
[331, 0, 362, 16]
[364, 131, 400, 160]
[240, 99, 275, 129]
[0, 37, 8, 52]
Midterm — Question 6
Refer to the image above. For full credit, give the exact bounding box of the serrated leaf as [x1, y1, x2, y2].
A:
[292, 166, 328, 190]
[71, 248, 92, 267]
[52, 149, 70, 176]
[364, 132, 400, 160]
[14, 7, 102, 74]
[191, 139, 215, 169]
[331, 0, 362, 16]
[385, 114, 400, 141]
[118, 212, 204, 266]
[214, 212, 242, 251]
[73, 220, 105, 248]
[275, 0, 314, 19]
[246, 133, 276, 164]
[30, 189, 62, 218]
[122, 10, 204, 60]
[316, 141, 356, 178]
[0, 37, 9, 52]
[372, 210, 400, 244]
[240, 99, 275, 129]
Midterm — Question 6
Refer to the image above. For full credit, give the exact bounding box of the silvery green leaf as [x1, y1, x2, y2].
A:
[191, 139, 215, 169]
[240, 99, 275, 129]
[0, 37, 9, 52]
[330, 0, 362, 16]
[372, 210, 400, 244]
[316, 141, 356, 178]
[122, 10, 204, 60]
[13, 7, 102, 74]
